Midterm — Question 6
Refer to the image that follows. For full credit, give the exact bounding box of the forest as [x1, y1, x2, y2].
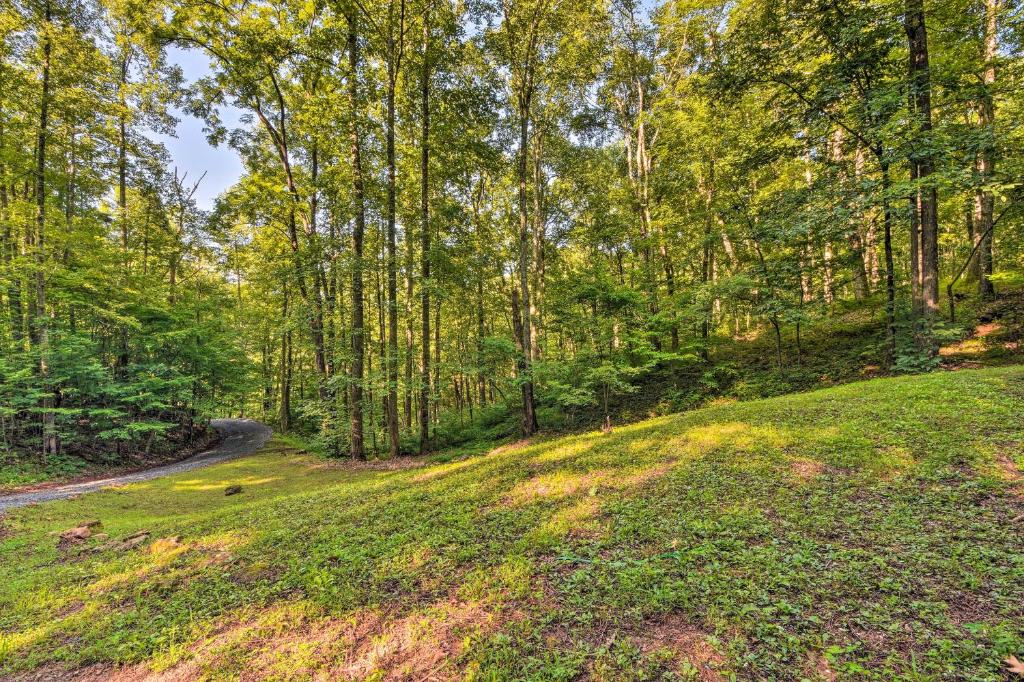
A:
[1, 0, 1022, 467]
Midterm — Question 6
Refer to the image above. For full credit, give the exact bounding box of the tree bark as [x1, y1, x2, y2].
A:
[279, 288, 292, 431]
[881, 159, 897, 362]
[347, 17, 367, 460]
[973, 0, 997, 299]
[419, 8, 431, 454]
[530, 135, 544, 360]
[905, 0, 940, 317]
[35, 0, 58, 457]
[699, 160, 714, 361]
[384, 6, 404, 458]
[516, 100, 538, 436]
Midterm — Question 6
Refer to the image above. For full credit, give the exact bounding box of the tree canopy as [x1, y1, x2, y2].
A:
[1, 0, 1022, 462]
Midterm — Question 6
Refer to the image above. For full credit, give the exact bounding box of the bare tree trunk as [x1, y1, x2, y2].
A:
[516, 101, 538, 436]
[906, 0, 940, 317]
[384, 31, 402, 459]
[881, 159, 897, 362]
[326, 212, 338, 376]
[477, 277, 486, 406]
[35, 0, 58, 457]
[279, 288, 292, 431]
[117, 54, 132, 372]
[404, 206, 414, 430]
[118, 54, 130, 260]
[699, 161, 714, 361]
[419, 8, 431, 454]
[262, 343, 272, 420]
[908, 161, 921, 312]
[973, 0, 997, 299]
[347, 17, 366, 460]
[530, 135, 544, 360]
[432, 300, 441, 431]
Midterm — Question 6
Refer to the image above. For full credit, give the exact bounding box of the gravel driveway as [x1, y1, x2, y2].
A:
[0, 419, 272, 512]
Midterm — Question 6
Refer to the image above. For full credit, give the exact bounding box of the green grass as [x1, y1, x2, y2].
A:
[2, 368, 1023, 680]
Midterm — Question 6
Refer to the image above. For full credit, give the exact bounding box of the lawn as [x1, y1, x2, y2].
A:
[2, 367, 1023, 680]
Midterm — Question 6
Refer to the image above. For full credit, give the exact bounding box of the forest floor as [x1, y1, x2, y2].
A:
[2, 367, 1023, 680]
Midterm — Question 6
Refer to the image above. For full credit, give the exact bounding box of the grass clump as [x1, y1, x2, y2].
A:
[1, 367, 1023, 680]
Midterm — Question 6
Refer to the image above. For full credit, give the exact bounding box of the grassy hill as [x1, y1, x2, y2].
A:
[2, 367, 1023, 680]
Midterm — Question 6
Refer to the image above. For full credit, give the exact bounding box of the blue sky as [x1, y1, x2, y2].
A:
[154, 47, 245, 210]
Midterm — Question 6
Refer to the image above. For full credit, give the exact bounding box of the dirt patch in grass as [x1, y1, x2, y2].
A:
[804, 653, 837, 681]
[339, 599, 508, 680]
[51, 598, 515, 681]
[632, 613, 727, 681]
[996, 454, 1022, 482]
[788, 457, 825, 481]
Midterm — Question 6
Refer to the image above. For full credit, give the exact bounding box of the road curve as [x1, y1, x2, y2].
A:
[0, 419, 272, 513]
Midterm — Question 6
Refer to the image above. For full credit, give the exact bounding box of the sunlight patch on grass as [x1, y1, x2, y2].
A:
[505, 470, 609, 506]
[171, 476, 281, 492]
[527, 497, 606, 546]
[532, 437, 600, 464]
[672, 421, 794, 457]
[410, 455, 484, 483]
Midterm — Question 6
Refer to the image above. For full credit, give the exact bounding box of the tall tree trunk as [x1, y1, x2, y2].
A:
[36, 0, 58, 457]
[419, 8, 431, 454]
[404, 244, 413, 429]
[530, 136, 545, 360]
[307, 138, 329, 388]
[118, 54, 129, 259]
[516, 96, 538, 437]
[262, 342, 272, 420]
[347, 18, 366, 460]
[908, 158, 921, 312]
[699, 160, 714, 361]
[880, 158, 897, 362]
[326, 211, 338, 376]
[433, 299, 440, 431]
[384, 40, 401, 459]
[973, 0, 997, 299]
[477, 277, 486, 407]
[117, 54, 131, 372]
[854, 144, 873, 297]
[279, 288, 292, 431]
[625, 80, 660, 349]
[905, 0, 940, 317]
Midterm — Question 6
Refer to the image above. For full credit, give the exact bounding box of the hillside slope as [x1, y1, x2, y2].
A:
[2, 368, 1023, 681]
